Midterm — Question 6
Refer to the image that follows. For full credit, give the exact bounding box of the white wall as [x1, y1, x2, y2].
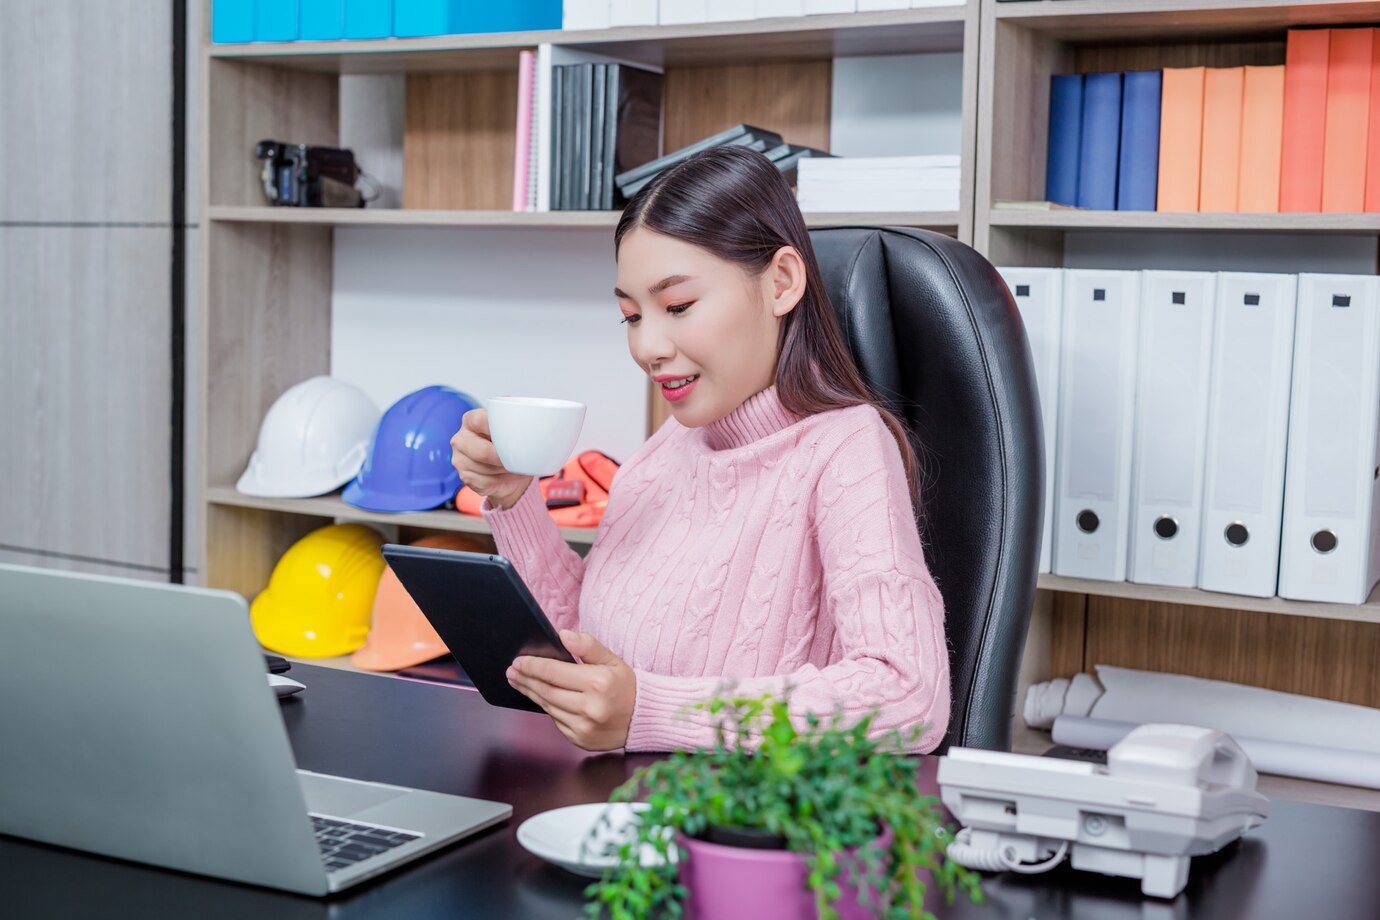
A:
[830, 52, 964, 157]
[331, 225, 649, 463]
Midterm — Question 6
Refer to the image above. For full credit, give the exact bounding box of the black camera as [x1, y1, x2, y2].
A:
[254, 139, 371, 207]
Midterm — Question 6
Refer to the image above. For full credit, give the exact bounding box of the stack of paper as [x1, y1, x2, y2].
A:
[795, 155, 960, 212]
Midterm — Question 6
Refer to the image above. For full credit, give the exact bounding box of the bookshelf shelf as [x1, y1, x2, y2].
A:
[990, 0, 1380, 38]
[1036, 573, 1380, 626]
[987, 207, 1380, 234]
[207, 8, 969, 74]
[206, 204, 961, 232]
[205, 486, 599, 546]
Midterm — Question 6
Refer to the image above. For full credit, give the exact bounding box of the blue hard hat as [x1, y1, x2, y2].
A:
[343, 385, 479, 512]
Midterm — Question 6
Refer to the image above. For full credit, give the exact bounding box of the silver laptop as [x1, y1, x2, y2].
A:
[0, 563, 511, 896]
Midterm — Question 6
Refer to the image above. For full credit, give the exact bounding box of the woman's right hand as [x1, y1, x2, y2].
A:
[451, 408, 534, 511]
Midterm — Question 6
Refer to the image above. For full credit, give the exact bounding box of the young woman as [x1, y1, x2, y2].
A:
[450, 145, 949, 754]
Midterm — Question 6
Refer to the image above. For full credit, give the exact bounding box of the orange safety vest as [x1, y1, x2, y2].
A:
[454, 450, 619, 528]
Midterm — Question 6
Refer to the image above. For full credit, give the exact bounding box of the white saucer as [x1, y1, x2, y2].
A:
[516, 802, 671, 878]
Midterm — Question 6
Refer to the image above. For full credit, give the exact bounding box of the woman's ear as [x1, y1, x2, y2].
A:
[766, 246, 808, 318]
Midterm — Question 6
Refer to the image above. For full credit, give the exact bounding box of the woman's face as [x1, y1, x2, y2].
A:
[614, 227, 804, 428]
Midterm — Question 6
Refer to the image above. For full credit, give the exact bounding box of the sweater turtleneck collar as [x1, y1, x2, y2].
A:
[699, 384, 801, 451]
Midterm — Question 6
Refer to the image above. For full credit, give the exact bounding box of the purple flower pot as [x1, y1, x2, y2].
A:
[677, 824, 896, 920]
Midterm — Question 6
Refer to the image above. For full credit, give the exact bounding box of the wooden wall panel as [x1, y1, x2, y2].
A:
[0, 0, 171, 223]
[663, 61, 832, 157]
[1073, 39, 1285, 74]
[403, 70, 518, 210]
[204, 223, 333, 492]
[207, 59, 339, 209]
[1081, 597, 1380, 709]
[0, 228, 171, 572]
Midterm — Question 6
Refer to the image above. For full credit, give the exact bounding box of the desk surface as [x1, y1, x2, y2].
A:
[4, 664, 1379, 920]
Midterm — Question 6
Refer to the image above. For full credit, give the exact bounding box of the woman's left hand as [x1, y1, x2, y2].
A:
[507, 630, 636, 751]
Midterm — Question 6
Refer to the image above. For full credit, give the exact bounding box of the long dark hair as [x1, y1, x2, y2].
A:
[614, 144, 923, 512]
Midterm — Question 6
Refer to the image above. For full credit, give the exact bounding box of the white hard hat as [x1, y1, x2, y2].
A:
[237, 376, 381, 498]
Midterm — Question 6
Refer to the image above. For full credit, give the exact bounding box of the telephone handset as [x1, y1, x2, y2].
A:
[937, 723, 1269, 898]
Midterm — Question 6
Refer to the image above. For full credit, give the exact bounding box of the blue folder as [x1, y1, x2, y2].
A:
[211, 0, 254, 42]
[256, 0, 300, 41]
[344, 0, 392, 38]
[1046, 74, 1084, 206]
[393, 0, 562, 37]
[1117, 71, 1162, 212]
[1077, 71, 1123, 211]
[300, 0, 345, 39]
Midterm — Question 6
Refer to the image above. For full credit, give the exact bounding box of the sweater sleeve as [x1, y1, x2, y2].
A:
[624, 414, 951, 754]
[480, 478, 585, 633]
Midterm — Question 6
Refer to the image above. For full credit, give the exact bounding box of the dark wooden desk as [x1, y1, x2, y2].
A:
[4, 664, 1379, 919]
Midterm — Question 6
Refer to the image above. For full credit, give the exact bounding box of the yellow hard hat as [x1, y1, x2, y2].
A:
[250, 523, 386, 658]
[352, 532, 495, 672]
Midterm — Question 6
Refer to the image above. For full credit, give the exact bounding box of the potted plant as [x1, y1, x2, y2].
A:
[584, 692, 984, 920]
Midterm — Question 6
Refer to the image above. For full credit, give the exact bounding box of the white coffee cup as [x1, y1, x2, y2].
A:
[486, 396, 587, 477]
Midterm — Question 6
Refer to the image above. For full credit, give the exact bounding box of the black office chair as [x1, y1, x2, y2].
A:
[809, 226, 1044, 754]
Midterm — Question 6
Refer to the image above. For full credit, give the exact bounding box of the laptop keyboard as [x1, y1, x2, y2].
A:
[311, 814, 423, 872]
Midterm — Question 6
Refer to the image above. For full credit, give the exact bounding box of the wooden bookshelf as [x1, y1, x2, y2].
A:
[198, 0, 1380, 756]
[197, 2, 980, 594]
[206, 8, 968, 73]
[988, 206, 1380, 234]
[1036, 573, 1380, 626]
[205, 485, 599, 546]
[207, 204, 962, 232]
[973, 0, 1380, 744]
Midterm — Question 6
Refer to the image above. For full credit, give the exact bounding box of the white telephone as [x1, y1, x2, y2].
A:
[936, 723, 1269, 898]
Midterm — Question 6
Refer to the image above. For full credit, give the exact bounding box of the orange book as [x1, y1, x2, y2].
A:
[1366, 29, 1380, 210]
[1200, 68, 1246, 212]
[1322, 28, 1372, 212]
[1157, 67, 1206, 212]
[1280, 29, 1330, 212]
[1239, 65, 1285, 212]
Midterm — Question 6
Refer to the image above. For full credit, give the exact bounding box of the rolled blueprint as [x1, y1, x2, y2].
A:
[1025, 665, 1380, 757]
[1051, 715, 1380, 791]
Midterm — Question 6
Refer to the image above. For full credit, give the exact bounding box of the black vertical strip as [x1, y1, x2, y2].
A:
[169, 0, 187, 583]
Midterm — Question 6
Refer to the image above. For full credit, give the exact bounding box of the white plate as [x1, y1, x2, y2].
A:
[516, 802, 672, 878]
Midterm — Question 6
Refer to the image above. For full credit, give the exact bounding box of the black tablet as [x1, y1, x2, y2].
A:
[381, 545, 576, 714]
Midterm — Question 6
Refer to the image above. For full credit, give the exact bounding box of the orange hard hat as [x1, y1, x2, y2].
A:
[454, 450, 619, 527]
[351, 532, 496, 672]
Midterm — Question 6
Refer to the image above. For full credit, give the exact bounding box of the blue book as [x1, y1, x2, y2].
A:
[463, 0, 562, 32]
[1077, 71, 1123, 211]
[394, 0, 561, 36]
[256, 0, 300, 41]
[1117, 71, 1162, 211]
[300, 0, 345, 39]
[344, 0, 392, 38]
[1046, 74, 1084, 206]
[211, 0, 254, 42]
[392, 0, 449, 37]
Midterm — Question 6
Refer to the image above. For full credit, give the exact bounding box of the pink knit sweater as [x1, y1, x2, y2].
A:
[481, 385, 950, 753]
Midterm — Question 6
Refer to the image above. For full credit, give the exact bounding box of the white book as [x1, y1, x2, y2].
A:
[708, 0, 756, 18]
[756, 0, 806, 17]
[1127, 270, 1217, 588]
[659, 0, 707, 23]
[1198, 272, 1299, 598]
[1278, 273, 1380, 604]
[998, 267, 1064, 574]
[1052, 269, 1142, 582]
[535, 44, 553, 211]
[610, 0, 658, 26]
[563, 0, 611, 29]
[806, 0, 854, 12]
